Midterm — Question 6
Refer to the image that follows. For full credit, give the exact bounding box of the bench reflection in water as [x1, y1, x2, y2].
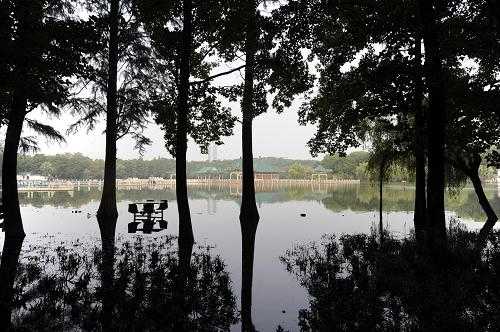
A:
[128, 199, 168, 234]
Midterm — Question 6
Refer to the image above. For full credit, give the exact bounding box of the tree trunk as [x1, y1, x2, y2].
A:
[240, 2, 259, 330]
[241, 218, 258, 332]
[98, 216, 117, 331]
[97, 0, 119, 226]
[471, 170, 498, 251]
[2, 91, 27, 239]
[240, 0, 259, 225]
[420, 0, 447, 251]
[413, 29, 427, 248]
[174, 235, 194, 331]
[176, 0, 194, 251]
[379, 165, 383, 243]
[0, 236, 24, 330]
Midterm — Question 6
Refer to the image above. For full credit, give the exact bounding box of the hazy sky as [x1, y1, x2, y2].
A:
[8, 56, 327, 162]
[8, 7, 376, 163]
[23, 100, 320, 161]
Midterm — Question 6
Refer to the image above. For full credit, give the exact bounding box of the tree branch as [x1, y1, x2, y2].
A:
[189, 64, 246, 85]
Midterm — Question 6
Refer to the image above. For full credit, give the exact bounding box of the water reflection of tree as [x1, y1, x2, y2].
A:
[4, 236, 237, 331]
[16, 184, 499, 222]
[322, 184, 499, 221]
[281, 223, 500, 331]
[0, 237, 24, 330]
[240, 215, 259, 331]
[17, 186, 332, 208]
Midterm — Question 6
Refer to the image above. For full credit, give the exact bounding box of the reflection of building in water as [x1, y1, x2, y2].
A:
[310, 181, 328, 194]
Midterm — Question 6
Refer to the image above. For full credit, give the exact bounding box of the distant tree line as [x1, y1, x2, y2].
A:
[8, 153, 322, 180]
[3, 151, 495, 182]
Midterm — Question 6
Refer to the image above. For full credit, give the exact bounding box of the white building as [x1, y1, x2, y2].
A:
[17, 174, 48, 188]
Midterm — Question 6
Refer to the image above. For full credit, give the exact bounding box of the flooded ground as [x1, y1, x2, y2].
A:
[1, 182, 499, 331]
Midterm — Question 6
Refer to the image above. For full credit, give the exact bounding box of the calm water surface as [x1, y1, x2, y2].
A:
[2, 182, 499, 331]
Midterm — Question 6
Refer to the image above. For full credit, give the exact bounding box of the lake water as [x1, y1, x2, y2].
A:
[1, 182, 499, 331]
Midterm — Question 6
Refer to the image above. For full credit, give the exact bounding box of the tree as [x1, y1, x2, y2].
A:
[94, 0, 120, 223]
[366, 123, 413, 242]
[214, 3, 312, 329]
[69, 0, 153, 225]
[288, 162, 312, 179]
[284, 0, 431, 246]
[0, 0, 94, 238]
[419, 0, 448, 251]
[39, 161, 55, 178]
[136, 0, 238, 261]
[445, 72, 500, 250]
[288, 0, 498, 252]
[321, 152, 370, 179]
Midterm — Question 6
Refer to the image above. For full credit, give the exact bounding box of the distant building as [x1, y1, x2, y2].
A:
[311, 165, 330, 181]
[229, 160, 280, 181]
[194, 166, 222, 179]
[17, 174, 49, 188]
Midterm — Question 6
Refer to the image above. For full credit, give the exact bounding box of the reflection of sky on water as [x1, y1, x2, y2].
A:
[2, 182, 499, 331]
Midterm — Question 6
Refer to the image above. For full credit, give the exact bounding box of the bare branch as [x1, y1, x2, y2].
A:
[190, 65, 246, 85]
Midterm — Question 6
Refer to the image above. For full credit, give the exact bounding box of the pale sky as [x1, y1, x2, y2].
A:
[22, 99, 320, 161]
[9, 26, 381, 162]
[10, 56, 325, 162]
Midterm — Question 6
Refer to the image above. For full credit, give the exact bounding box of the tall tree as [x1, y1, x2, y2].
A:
[176, 0, 195, 250]
[366, 122, 414, 243]
[419, 0, 447, 250]
[286, 0, 427, 238]
[288, 0, 498, 251]
[99, 0, 120, 226]
[137, 0, 237, 248]
[69, 0, 153, 240]
[0, 0, 93, 239]
[412, 24, 427, 248]
[445, 71, 500, 250]
[214, 3, 312, 329]
[239, 3, 260, 282]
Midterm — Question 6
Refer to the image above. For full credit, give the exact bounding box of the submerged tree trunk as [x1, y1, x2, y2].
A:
[0, 236, 24, 330]
[472, 172, 498, 250]
[450, 153, 497, 250]
[413, 30, 427, 248]
[98, 216, 117, 331]
[174, 234, 194, 331]
[176, 0, 195, 251]
[241, 217, 258, 332]
[240, 2, 259, 331]
[96, 9, 119, 321]
[379, 164, 384, 243]
[97, 0, 119, 226]
[420, 0, 447, 251]
[454, 156, 499, 250]
[2, 91, 27, 239]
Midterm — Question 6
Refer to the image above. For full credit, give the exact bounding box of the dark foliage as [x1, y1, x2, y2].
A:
[6, 236, 238, 331]
[282, 221, 500, 331]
